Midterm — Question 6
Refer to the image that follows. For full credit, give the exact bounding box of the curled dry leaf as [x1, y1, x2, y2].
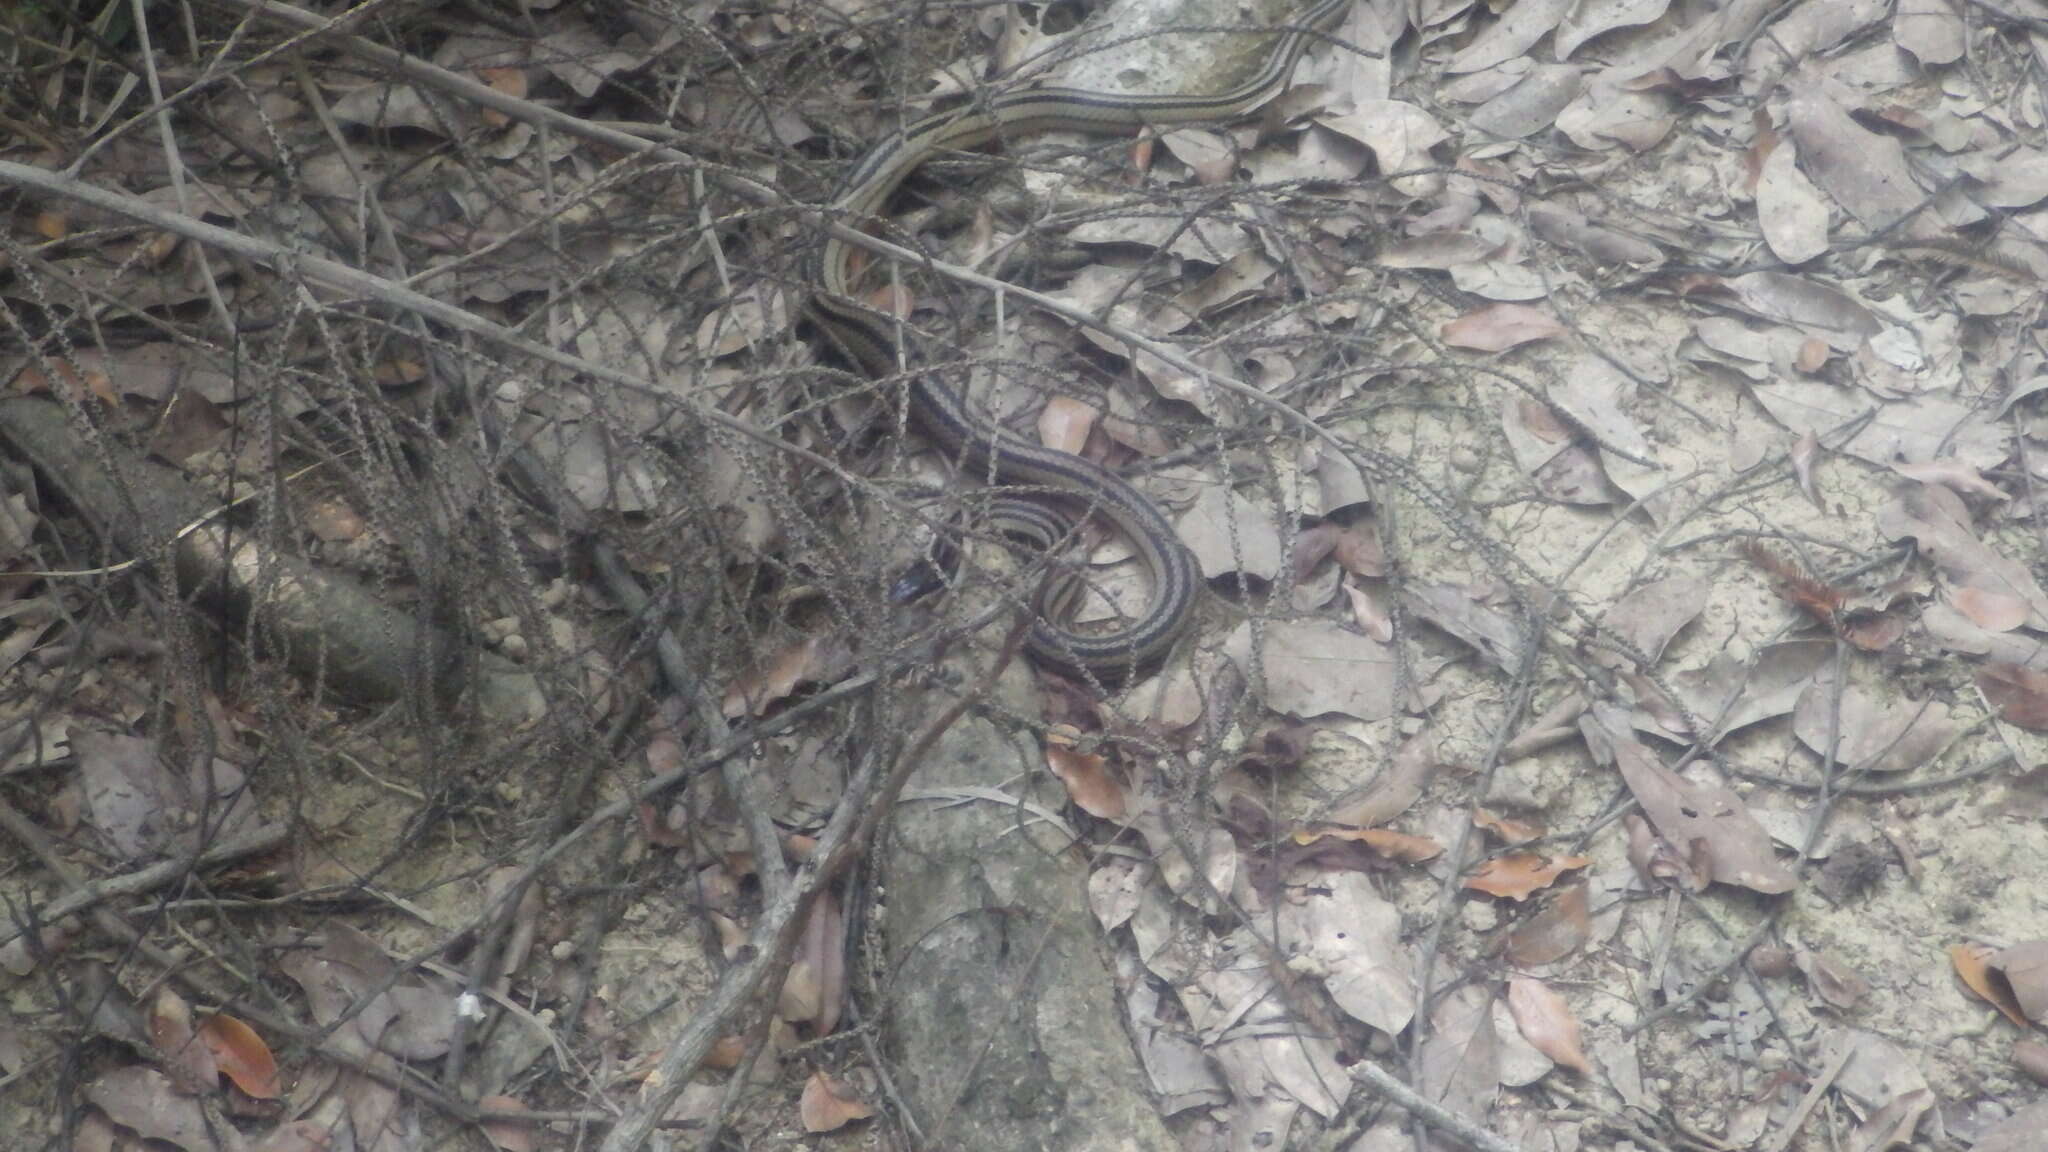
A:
[1951, 942, 2031, 1028]
[1505, 884, 1590, 966]
[1506, 977, 1590, 1075]
[799, 1070, 876, 1133]
[1291, 825, 1443, 863]
[198, 1013, 280, 1100]
[1045, 744, 1126, 819]
[1992, 941, 2048, 1023]
[1474, 809, 1543, 845]
[1464, 853, 1591, 901]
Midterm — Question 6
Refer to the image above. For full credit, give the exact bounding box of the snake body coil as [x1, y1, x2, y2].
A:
[809, 0, 1346, 677]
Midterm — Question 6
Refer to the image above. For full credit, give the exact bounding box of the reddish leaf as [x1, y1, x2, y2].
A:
[198, 1013, 279, 1100]
[1045, 745, 1126, 819]
[799, 1071, 875, 1133]
[1292, 825, 1443, 863]
[1463, 854, 1590, 901]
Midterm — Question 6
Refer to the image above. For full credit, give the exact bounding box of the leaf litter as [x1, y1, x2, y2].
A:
[11, 0, 2048, 1147]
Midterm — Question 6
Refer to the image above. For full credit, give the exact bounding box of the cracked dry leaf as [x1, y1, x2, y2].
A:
[1507, 977, 1589, 1075]
[1756, 382, 2009, 471]
[1178, 486, 1286, 580]
[1756, 136, 1829, 264]
[1590, 574, 1707, 670]
[1584, 705, 1797, 894]
[1404, 580, 1529, 672]
[1632, 637, 1829, 744]
[1222, 618, 1398, 721]
[1950, 942, 2031, 1028]
[1791, 678, 1954, 775]
[1464, 853, 1591, 901]
[1441, 302, 1566, 352]
[1276, 871, 1415, 1035]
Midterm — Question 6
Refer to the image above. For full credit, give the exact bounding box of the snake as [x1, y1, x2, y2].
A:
[809, 0, 1348, 678]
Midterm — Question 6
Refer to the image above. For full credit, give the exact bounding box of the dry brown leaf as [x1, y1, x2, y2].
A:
[1037, 394, 1100, 457]
[1463, 853, 1591, 901]
[1791, 430, 1821, 504]
[198, 1013, 279, 1100]
[147, 986, 217, 1096]
[1441, 302, 1566, 352]
[704, 1035, 748, 1070]
[1979, 663, 2048, 731]
[799, 1071, 875, 1133]
[721, 635, 840, 718]
[1585, 706, 1797, 894]
[1474, 809, 1543, 845]
[1880, 484, 2048, 631]
[1992, 941, 2048, 1023]
[1292, 825, 1442, 863]
[1326, 730, 1437, 828]
[1951, 943, 2031, 1028]
[1506, 977, 1590, 1075]
[1505, 884, 1590, 966]
[1045, 744, 1126, 819]
[1625, 812, 1705, 891]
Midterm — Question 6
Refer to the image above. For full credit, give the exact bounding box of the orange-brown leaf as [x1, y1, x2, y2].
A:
[1046, 745, 1126, 819]
[1463, 853, 1590, 901]
[199, 1013, 279, 1099]
[1293, 825, 1443, 863]
[1952, 943, 2031, 1028]
[799, 1071, 875, 1133]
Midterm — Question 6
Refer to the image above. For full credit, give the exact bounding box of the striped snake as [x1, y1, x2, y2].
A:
[810, 0, 1348, 678]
